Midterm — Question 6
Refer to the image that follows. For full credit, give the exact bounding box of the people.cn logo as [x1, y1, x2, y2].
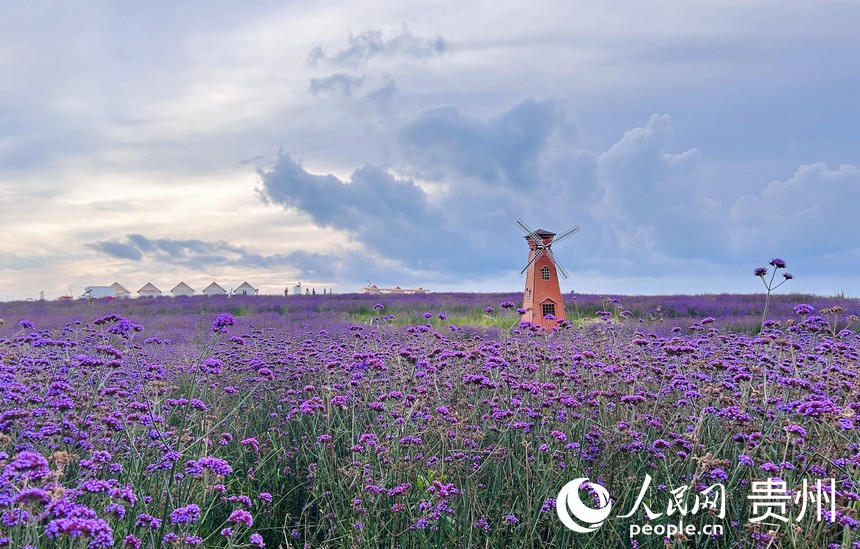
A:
[556, 478, 613, 533]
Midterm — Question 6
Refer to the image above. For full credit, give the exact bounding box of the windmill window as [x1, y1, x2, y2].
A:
[542, 303, 556, 317]
[541, 266, 551, 280]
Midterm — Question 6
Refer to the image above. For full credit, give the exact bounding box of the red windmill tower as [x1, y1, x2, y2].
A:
[517, 219, 580, 329]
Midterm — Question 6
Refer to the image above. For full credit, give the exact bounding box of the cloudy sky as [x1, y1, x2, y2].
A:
[1, 1, 858, 301]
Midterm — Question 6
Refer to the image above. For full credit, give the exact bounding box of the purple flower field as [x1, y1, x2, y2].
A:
[1, 293, 859, 548]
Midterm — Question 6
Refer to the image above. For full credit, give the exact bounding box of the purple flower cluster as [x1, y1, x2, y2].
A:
[186, 456, 233, 477]
[211, 313, 236, 333]
[45, 518, 112, 547]
[169, 503, 201, 524]
[228, 509, 253, 527]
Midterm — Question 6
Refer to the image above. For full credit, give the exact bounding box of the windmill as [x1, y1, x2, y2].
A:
[516, 219, 580, 329]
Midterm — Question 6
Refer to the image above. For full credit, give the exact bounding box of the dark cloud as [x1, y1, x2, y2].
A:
[399, 99, 566, 188]
[364, 77, 398, 112]
[256, 101, 593, 276]
[257, 155, 468, 270]
[87, 240, 143, 261]
[309, 73, 365, 96]
[127, 234, 155, 253]
[88, 234, 303, 271]
[308, 27, 448, 67]
[90, 230, 445, 287]
[257, 101, 738, 281]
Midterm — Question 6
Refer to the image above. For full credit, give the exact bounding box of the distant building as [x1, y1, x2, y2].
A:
[138, 283, 162, 298]
[202, 282, 227, 296]
[292, 282, 303, 295]
[111, 282, 131, 299]
[171, 282, 195, 297]
[83, 286, 115, 299]
[234, 282, 257, 295]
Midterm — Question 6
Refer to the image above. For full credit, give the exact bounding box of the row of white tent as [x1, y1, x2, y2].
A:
[95, 281, 259, 298]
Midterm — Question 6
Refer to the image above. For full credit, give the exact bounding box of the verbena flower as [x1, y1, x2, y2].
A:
[12, 488, 50, 505]
[386, 483, 413, 497]
[708, 468, 729, 482]
[211, 313, 236, 333]
[241, 438, 260, 452]
[785, 424, 807, 437]
[794, 304, 815, 315]
[106, 318, 143, 337]
[187, 456, 233, 476]
[3, 451, 51, 483]
[228, 509, 253, 527]
[169, 503, 201, 524]
[759, 462, 780, 473]
[135, 513, 161, 529]
[45, 517, 114, 548]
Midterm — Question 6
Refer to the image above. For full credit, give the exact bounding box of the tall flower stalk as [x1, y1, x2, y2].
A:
[754, 257, 792, 404]
[755, 257, 793, 335]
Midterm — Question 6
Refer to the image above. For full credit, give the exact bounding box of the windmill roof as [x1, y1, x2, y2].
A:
[524, 229, 556, 239]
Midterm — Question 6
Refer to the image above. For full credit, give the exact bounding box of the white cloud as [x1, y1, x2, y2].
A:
[729, 163, 860, 267]
[592, 114, 723, 262]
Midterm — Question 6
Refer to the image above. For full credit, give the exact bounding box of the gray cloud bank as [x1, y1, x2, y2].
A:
[257, 99, 860, 281]
[88, 234, 337, 279]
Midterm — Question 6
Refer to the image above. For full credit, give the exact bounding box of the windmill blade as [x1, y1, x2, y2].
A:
[516, 219, 544, 248]
[516, 219, 536, 236]
[546, 248, 569, 279]
[519, 249, 543, 275]
[552, 225, 581, 245]
[516, 219, 546, 248]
